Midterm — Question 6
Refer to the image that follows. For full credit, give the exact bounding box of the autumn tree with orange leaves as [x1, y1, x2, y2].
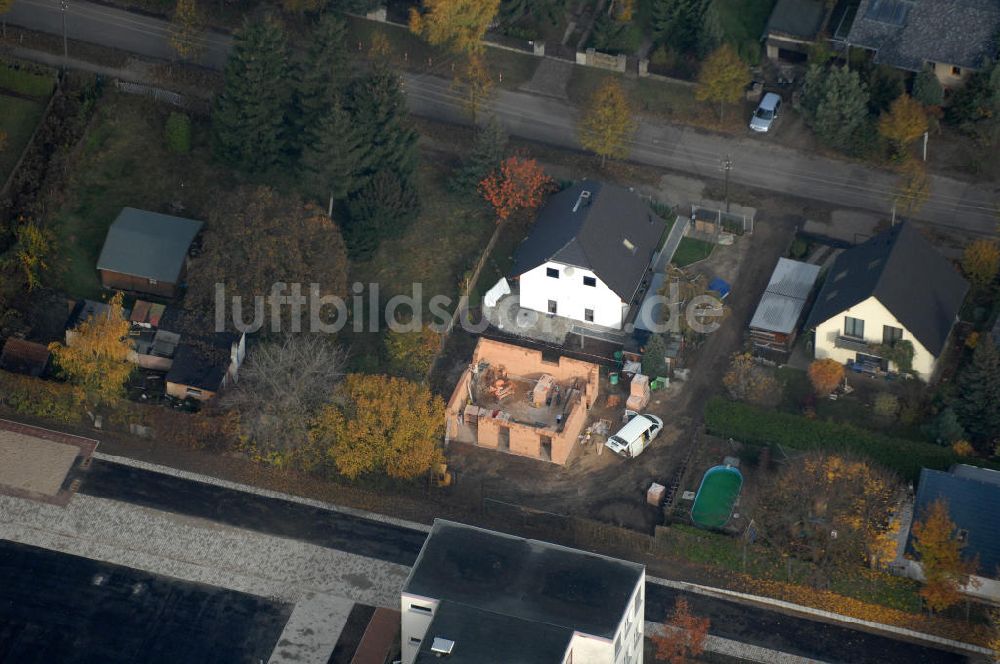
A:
[310, 374, 445, 480]
[911, 497, 978, 612]
[808, 358, 844, 396]
[652, 597, 710, 664]
[479, 155, 555, 222]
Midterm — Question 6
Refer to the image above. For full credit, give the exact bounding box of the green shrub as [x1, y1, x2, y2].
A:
[0, 65, 56, 98]
[0, 371, 80, 423]
[165, 112, 192, 154]
[789, 237, 808, 259]
[704, 396, 969, 480]
[873, 392, 899, 421]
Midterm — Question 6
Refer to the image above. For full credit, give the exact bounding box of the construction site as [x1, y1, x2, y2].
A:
[445, 339, 602, 464]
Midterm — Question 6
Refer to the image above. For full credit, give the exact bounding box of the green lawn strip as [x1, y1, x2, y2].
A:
[0, 95, 45, 183]
[672, 236, 714, 267]
[48, 92, 238, 299]
[342, 15, 539, 90]
[659, 523, 922, 612]
[704, 397, 977, 481]
[0, 64, 56, 98]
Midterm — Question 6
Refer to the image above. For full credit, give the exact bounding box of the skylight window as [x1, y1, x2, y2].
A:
[623, 238, 636, 253]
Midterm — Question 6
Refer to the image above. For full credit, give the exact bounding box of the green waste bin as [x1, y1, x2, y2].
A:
[609, 372, 619, 386]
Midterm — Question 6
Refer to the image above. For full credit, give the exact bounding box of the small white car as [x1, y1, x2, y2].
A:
[749, 92, 782, 133]
[605, 413, 664, 459]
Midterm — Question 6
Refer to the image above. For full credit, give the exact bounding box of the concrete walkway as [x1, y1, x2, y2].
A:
[655, 215, 691, 272]
[3, 0, 997, 235]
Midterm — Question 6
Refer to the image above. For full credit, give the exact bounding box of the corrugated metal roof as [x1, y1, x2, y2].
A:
[97, 208, 203, 284]
[749, 259, 821, 334]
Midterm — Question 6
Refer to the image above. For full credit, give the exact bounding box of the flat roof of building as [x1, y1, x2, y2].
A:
[403, 520, 643, 640]
[414, 600, 572, 664]
[750, 258, 821, 334]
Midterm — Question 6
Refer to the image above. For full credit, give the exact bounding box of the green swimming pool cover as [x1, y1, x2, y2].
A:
[691, 465, 743, 529]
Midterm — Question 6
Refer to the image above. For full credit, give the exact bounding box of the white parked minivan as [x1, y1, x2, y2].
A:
[749, 92, 782, 133]
[605, 413, 664, 459]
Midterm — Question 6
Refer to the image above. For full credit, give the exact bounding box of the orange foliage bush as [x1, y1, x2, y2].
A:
[808, 358, 845, 396]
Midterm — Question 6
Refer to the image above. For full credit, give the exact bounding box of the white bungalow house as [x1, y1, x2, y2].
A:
[511, 182, 665, 330]
[805, 222, 968, 380]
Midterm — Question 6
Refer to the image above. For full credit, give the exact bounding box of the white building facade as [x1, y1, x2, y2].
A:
[519, 261, 630, 329]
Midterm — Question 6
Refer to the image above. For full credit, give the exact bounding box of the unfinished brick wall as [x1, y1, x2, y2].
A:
[472, 339, 600, 407]
[446, 339, 601, 464]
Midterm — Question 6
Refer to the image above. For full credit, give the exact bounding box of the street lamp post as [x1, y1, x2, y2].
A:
[721, 153, 734, 213]
[60, 0, 68, 68]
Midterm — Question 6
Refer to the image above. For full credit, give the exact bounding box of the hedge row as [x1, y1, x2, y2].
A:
[704, 397, 959, 481]
[0, 371, 81, 423]
[0, 65, 56, 98]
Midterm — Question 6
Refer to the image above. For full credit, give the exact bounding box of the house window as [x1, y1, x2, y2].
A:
[409, 637, 422, 646]
[186, 387, 202, 397]
[882, 325, 903, 344]
[548, 300, 558, 314]
[583, 276, 597, 287]
[584, 308, 594, 322]
[844, 316, 864, 339]
[149, 278, 158, 285]
[546, 267, 560, 278]
[952, 65, 962, 76]
[409, 604, 432, 614]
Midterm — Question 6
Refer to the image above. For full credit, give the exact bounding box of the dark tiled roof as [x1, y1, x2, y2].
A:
[0, 338, 51, 376]
[414, 601, 572, 664]
[805, 222, 968, 356]
[847, 0, 1000, 71]
[404, 520, 643, 640]
[511, 182, 666, 301]
[97, 208, 203, 284]
[165, 333, 237, 392]
[765, 0, 830, 40]
[907, 466, 1000, 578]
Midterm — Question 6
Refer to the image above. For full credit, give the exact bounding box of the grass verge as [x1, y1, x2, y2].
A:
[672, 237, 714, 266]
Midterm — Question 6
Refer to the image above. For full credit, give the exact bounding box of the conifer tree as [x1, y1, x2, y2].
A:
[300, 100, 369, 205]
[451, 116, 507, 194]
[955, 338, 1000, 447]
[291, 13, 350, 150]
[346, 170, 420, 260]
[212, 16, 291, 173]
[345, 68, 419, 187]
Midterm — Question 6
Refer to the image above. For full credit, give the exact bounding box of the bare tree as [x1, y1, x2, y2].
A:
[223, 334, 346, 464]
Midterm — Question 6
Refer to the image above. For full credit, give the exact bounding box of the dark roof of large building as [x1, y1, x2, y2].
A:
[404, 520, 643, 641]
[764, 0, 830, 40]
[413, 601, 573, 664]
[511, 181, 666, 301]
[97, 208, 203, 284]
[805, 222, 968, 356]
[907, 466, 1000, 578]
[847, 0, 1000, 71]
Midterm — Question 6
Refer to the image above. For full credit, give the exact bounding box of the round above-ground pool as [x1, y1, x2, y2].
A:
[690, 465, 743, 529]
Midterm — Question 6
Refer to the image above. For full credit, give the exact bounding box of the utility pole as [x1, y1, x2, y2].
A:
[721, 154, 734, 213]
[60, 0, 68, 69]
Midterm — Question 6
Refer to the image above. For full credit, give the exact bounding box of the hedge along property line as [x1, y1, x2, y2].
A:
[704, 397, 961, 481]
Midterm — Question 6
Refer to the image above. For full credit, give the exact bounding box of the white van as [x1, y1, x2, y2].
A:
[604, 413, 664, 459]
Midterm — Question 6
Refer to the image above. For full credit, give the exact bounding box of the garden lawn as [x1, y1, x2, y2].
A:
[672, 237, 714, 266]
[47, 92, 238, 299]
[712, 0, 777, 65]
[0, 64, 56, 97]
[703, 397, 987, 481]
[0, 95, 45, 184]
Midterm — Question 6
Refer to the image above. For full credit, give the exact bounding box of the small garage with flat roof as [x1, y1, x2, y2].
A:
[749, 258, 820, 353]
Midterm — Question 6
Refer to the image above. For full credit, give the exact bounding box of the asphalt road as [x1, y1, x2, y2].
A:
[4, 0, 998, 235]
[0, 539, 290, 663]
[76, 458, 968, 663]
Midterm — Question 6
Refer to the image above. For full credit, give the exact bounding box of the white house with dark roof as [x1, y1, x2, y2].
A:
[845, 0, 1000, 88]
[805, 222, 968, 380]
[401, 520, 645, 664]
[511, 182, 666, 330]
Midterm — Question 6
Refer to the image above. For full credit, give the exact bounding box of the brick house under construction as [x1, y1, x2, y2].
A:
[445, 338, 599, 464]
